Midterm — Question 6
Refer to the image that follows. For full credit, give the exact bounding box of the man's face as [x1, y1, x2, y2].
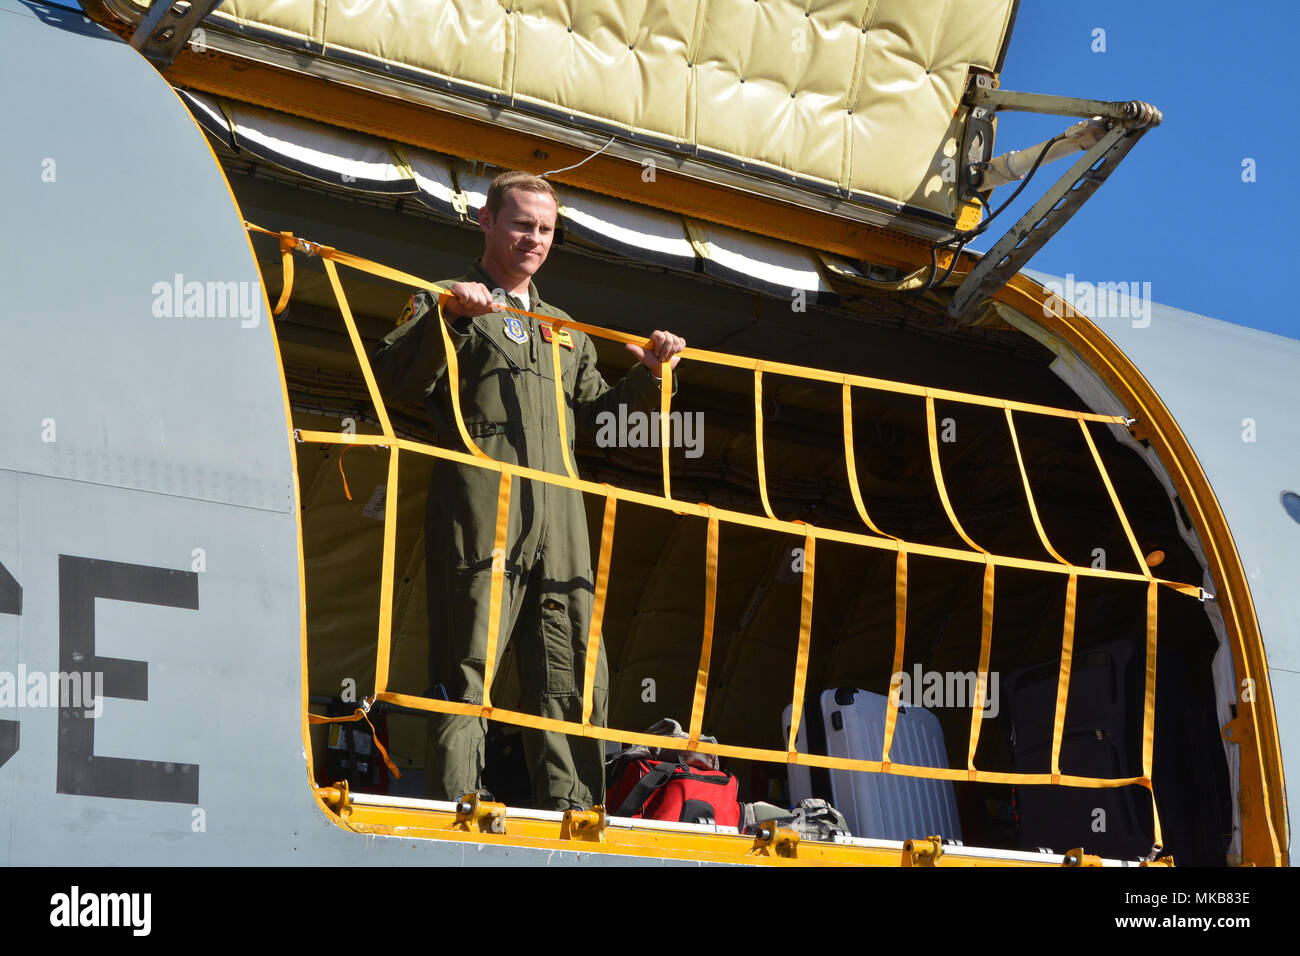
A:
[479, 187, 557, 282]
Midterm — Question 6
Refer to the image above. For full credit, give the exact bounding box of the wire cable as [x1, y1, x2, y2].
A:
[910, 133, 1067, 296]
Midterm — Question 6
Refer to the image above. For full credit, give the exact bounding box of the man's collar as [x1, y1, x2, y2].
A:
[470, 259, 542, 309]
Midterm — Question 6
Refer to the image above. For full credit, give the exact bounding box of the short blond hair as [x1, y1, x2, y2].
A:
[485, 170, 558, 216]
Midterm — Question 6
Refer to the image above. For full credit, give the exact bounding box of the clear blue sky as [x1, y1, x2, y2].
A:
[977, 0, 1299, 339]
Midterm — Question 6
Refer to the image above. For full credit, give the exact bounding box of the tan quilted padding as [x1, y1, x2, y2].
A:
[217, 0, 323, 44]
[323, 0, 512, 94]
[511, 0, 699, 141]
[849, 0, 1014, 207]
[211, 0, 1014, 218]
[692, 0, 866, 188]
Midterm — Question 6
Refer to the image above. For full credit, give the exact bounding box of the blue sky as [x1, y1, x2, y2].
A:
[977, 0, 1298, 339]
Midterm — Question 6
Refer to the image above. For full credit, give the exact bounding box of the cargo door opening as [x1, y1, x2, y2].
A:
[209, 138, 1233, 864]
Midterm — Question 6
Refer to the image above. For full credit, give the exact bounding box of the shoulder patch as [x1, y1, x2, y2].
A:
[397, 291, 434, 327]
[396, 293, 415, 327]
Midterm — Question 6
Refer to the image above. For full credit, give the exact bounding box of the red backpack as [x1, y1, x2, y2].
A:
[605, 719, 741, 827]
[607, 756, 741, 826]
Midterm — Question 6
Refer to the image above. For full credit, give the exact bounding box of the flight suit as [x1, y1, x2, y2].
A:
[371, 261, 670, 810]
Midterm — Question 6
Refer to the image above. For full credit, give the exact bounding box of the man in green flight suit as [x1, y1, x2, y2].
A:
[371, 170, 686, 811]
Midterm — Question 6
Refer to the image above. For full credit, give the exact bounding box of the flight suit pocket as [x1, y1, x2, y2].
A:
[540, 598, 576, 698]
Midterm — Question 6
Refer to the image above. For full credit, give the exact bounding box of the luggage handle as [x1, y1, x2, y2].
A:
[615, 760, 683, 818]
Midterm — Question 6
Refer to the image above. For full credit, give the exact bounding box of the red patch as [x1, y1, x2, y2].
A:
[539, 323, 575, 349]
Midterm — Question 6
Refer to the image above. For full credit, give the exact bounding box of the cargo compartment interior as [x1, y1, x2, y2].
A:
[214, 143, 1234, 865]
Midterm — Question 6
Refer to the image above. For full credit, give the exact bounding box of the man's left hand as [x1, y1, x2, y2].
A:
[626, 330, 686, 378]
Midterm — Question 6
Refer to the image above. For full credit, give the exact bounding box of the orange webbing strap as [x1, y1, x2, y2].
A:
[967, 559, 996, 776]
[372, 446, 400, 695]
[479, 472, 512, 713]
[375, 686, 1159, 786]
[245, 221, 1132, 424]
[926, 392, 987, 554]
[322, 257, 394, 440]
[784, 525, 817, 755]
[1005, 407, 1070, 565]
[1149, 786, 1166, 856]
[1049, 572, 1078, 782]
[880, 546, 908, 767]
[435, 292, 490, 461]
[1143, 579, 1164, 850]
[337, 443, 355, 501]
[261, 226, 1206, 792]
[754, 365, 776, 519]
[307, 708, 402, 780]
[843, 379, 898, 539]
[660, 362, 673, 502]
[244, 223, 295, 315]
[276, 234, 295, 315]
[548, 323, 578, 480]
[299, 430, 1205, 594]
[327, 243, 442, 290]
[581, 489, 618, 726]
[686, 510, 720, 749]
[1077, 417, 1150, 577]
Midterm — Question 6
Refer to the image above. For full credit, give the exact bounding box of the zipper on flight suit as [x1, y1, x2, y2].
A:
[471, 316, 523, 377]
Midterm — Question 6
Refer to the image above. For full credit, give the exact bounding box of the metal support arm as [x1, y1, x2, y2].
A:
[129, 0, 226, 69]
[948, 77, 1162, 322]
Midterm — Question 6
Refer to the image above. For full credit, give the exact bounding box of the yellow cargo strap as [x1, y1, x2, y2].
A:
[273, 232, 295, 316]
[479, 472, 513, 713]
[434, 291, 489, 461]
[337, 443, 354, 501]
[661, 363, 673, 502]
[687, 510, 720, 750]
[927, 393, 988, 555]
[754, 364, 776, 519]
[253, 224, 1202, 844]
[1144, 579, 1165, 851]
[1050, 573, 1078, 783]
[783, 525, 817, 756]
[372, 444, 399, 696]
[880, 547, 908, 767]
[581, 489, 618, 727]
[548, 325, 578, 480]
[1006, 408, 1070, 565]
[1079, 418, 1152, 578]
[966, 560, 994, 775]
[842, 379, 898, 540]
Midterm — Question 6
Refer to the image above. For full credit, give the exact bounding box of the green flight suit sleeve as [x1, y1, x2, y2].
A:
[371, 288, 473, 405]
[570, 330, 680, 436]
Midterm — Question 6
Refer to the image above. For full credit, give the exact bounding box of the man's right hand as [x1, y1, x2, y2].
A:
[440, 282, 507, 319]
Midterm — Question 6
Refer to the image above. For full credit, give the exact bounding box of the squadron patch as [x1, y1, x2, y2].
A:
[503, 313, 529, 344]
[396, 293, 415, 327]
[539, 322, 575, 350]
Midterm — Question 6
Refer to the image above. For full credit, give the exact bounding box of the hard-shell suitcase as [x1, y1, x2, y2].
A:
[784, 688, 963, 843]
[1002, 639, 1151, 857]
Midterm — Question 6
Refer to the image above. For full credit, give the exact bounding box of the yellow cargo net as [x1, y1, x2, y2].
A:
[253, 224, 1201, 851]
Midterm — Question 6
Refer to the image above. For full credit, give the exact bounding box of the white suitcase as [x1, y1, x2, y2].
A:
[783, 688, 963, 843]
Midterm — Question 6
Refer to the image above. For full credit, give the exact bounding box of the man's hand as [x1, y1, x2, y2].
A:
[626, 330, 686, 378]
[440, 282, 508, 319]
